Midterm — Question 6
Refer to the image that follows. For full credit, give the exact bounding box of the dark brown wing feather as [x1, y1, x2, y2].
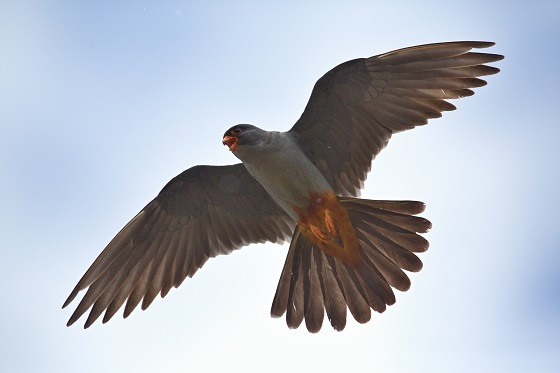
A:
[63, 164, 295, 328]
[290, 41, 503, 196]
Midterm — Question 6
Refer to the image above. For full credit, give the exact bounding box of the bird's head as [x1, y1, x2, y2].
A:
[222, 124, 266, 153]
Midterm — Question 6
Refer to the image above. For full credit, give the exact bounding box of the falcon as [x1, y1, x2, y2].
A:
[63, 41, 503, 332]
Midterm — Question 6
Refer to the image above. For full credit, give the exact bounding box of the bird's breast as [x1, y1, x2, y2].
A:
[239, 140, 361, 266]
[239, 142, 332, 219]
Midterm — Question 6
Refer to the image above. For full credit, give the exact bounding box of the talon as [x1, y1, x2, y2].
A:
[310, 224, 329, 243]
[325, 210, 336, 235]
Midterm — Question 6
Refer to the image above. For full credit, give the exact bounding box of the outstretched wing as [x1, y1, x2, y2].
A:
[290, 41, 504, 196]
[63, 164, 295, 328]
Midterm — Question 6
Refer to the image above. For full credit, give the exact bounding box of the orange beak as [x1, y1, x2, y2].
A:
[222, 135, 238, 152]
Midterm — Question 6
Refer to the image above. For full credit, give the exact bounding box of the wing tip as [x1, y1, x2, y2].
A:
[468, 41, 495, 48]
[62, 289, 79, 309]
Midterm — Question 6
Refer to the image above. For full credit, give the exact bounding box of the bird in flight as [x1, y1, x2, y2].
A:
[63, 41, 503, 332]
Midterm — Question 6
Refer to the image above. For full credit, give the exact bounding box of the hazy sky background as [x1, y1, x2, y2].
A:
[1, 1, 559, 372]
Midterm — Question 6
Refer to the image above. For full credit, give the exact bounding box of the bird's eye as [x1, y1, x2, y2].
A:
[231, 127, 242, 135]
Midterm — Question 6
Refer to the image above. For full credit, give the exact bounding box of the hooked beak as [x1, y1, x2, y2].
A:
[222, 135, 238, 152]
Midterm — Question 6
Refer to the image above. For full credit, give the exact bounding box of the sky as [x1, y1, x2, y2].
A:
[1, 1, 559, 372]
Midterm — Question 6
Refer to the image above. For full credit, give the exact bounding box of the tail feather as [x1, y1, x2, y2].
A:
[358, 235, 411, 291]
[302, 247, 325, 333]
[271, 198, 431, 333]
[316, 248, 347, 331]
[285, 232, 305, 329]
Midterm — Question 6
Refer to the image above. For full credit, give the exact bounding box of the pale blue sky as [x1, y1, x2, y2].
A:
[1, 1, 559, 372]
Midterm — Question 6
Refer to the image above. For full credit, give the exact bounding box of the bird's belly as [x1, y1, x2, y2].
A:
[242, 150, 361, 266]
[242, 152, 332, 220]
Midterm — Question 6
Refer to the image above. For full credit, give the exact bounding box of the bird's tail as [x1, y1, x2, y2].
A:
[271, 197, 431, 333]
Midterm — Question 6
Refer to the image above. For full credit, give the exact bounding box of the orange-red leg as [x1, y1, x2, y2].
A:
[293, 190, 361, 266]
